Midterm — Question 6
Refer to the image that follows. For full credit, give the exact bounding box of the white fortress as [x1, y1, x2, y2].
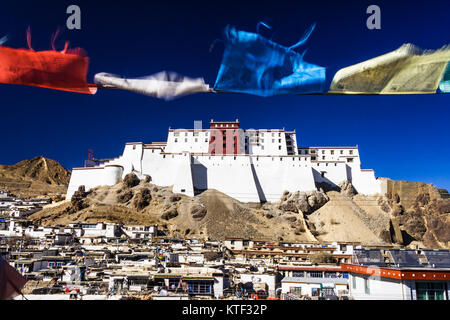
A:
[66, 120, 383, 202]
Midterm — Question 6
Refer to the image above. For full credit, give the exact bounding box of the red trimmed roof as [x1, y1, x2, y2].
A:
[342, 263, 450, 281]
[278, 266, 342, 272]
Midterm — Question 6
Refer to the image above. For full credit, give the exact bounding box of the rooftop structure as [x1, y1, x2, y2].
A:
[343, 249, 450, 300]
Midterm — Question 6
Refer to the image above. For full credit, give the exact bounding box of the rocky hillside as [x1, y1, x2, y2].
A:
[29, 173, 450, 248]
[0, 156, 70, 198]
[377, 179, 450, 248]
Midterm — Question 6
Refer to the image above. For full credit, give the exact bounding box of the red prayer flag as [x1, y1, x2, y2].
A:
[0, 256, 28, 300]
[0, 29, 97, 94]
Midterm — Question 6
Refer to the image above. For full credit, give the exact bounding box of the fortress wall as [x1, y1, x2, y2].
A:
[103, 165, 124, 185]
[311, 162, 348, 187]
[67, 141, 383, 202]
[120, 144, 143, 175]
[350, 168, 382, 195]
[141, 150, 188, 186]
[252, 157, 317, 202]
[172, 153, 195, 197]
[104, 144, 143, 178]
[195, 155, 260, 202]
[66, 165, 123, 199]
[281, 163, 316, 198]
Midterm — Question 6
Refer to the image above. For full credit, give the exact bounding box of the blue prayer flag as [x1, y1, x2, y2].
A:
[213, 23, 326, 96]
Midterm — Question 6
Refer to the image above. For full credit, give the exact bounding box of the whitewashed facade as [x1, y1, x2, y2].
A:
[67, 120, 383, 202]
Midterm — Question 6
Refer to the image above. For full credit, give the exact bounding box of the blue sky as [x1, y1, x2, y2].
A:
[0, 0, 449, 190]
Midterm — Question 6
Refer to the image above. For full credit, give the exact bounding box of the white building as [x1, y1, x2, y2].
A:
[122, 225, 157, 240]
[343, 249, 450, 300]
[67, 120, 384, 203]
[281, 276, 348, 298]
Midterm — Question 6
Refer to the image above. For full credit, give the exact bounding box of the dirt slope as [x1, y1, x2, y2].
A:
[28, 174, 449, 248]
[0, 156, 70, 198]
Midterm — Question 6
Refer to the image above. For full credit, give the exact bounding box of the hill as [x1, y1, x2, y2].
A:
[0, 156, 70, 198]
[29, 173, 450, 248]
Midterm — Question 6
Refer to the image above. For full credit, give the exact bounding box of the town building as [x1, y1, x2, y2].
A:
[343, 248, 450, 300]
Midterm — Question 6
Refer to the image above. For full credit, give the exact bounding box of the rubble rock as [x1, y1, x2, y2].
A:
[278, 190, 329, 215]
[132, 188, 152, 210]
[169, 195, 182, 202]
[67, 185, 88, 213]
[278, 200, 297, 212]
[161, 207, 178, 220]
[391, 204, 404, 216]
[339, 181, 357, 197]
[118, 190, 133, 203]
[190, 204, 207, 221]
[123, 173, 140, 188]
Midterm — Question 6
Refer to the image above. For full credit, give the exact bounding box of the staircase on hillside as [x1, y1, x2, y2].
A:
[329, 193, 387, 237]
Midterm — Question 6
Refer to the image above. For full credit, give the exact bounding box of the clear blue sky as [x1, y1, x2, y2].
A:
[0, 0, 449, 190]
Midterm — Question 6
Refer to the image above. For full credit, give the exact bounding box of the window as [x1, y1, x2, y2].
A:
[349, 150, 353, 155]
[175, 138, 178, 143]
[322, 156, 325, 160]
[322, 150, 325, 154]
[290, 287, 302, 295]
[331, 150, 334, 155]
[309, 271, 323, 278]
[279, 146, 282, 150]
[352, 276, 356, 289]
[187, 281, 212, 294]
[340, 150, 343, 154]
[364, 278, 370, 294]
[416, 282, 446, 300]
[347, 158, 353, 163]
[292, 271, 305, 277]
